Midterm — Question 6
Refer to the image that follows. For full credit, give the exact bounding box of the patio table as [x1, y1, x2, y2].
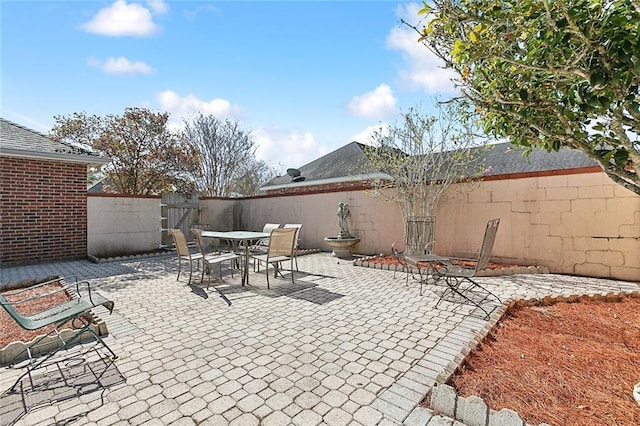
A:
[201, 231, 270, 286]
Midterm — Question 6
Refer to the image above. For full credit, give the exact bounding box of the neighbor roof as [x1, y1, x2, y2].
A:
[0, 117, 109, 164]
[261, 140, 598, 191]
[262, 142, 387, 190]
[483, 142, 597, 175]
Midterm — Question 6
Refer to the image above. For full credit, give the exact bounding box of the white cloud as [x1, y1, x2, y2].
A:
[147, 0, 168, 15]
[387, 3, 457, 94]
[348, 84, 398, 119]
[253, 127, 328, 169]
[351, 123, 391, 146]
[81, 0, 167, 37]
[183, 4, 221, 20]
[88, 56, 154, 74]
[157, 90, 243, 128]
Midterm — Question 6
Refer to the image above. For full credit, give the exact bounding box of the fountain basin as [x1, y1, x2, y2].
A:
[324, 236, 360, 259]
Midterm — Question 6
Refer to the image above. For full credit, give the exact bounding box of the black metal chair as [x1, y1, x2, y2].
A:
[391, 217, 436, 284]
[432, 219, 502, 318]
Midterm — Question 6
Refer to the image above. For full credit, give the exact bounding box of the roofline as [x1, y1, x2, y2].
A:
[260, 172, 391, 191]
[0, 148, 111, 165]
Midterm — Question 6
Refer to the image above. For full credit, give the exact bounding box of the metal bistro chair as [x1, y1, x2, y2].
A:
[392, 217, 436, 285]
[250, 228, 297, 289]
[433, 219, 502, 318]
[192, 228, 241, 288]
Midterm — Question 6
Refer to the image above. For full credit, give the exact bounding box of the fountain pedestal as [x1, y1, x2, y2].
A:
[324, 236, 360, 259]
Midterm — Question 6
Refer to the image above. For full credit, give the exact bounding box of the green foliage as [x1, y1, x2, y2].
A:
[50, 108, 199, 195]
[414, 0, 640, 195]
[363, 101, 490, 221]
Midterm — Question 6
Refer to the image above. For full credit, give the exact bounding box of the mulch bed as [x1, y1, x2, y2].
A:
[448, 296, 640, 425]
[364, 255, 518, 270]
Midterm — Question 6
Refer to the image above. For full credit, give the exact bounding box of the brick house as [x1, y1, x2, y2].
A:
[0, 118, 109, 265]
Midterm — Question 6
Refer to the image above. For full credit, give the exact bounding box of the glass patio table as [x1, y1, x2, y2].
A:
[201, 231, 270, 286]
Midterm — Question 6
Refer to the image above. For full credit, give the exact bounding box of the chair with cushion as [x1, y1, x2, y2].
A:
[250, 228, 297, 289]
[192, 228, 241, 288]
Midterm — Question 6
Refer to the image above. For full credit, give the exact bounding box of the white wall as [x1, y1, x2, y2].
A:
[87, 195, 161, 257]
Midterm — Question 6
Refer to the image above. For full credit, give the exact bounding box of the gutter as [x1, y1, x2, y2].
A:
[260, 172, 391, 191]
[0, 148, 111, 165]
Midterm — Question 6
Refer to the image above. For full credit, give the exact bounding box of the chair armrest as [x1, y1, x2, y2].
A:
[423, 240, 436, 253]
[391, 240, 406, 257]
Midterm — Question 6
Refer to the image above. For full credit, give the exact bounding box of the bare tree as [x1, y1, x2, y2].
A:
[363, 101, 491, 222]
[183, 114, 273, 197]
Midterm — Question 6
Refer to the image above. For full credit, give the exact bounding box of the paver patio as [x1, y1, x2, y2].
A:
[1, 253, 638, 425]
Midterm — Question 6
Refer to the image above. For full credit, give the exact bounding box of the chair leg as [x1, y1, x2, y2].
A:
[265, 261, 270, 289]
[290, 259, 295, 283]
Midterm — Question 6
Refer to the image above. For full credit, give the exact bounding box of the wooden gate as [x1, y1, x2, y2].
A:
[160, 193, 200, 247]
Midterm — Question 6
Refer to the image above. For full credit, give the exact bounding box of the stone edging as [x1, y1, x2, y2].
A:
[88, 251, 171, 264]
[426, 290, 640, 426]
[0, 320, 109, 366]
[88, 248, 322, 264]
[353, 255, 550, 276]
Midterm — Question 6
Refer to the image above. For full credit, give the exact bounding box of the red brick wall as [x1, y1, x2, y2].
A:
[0, 157, 87, 265]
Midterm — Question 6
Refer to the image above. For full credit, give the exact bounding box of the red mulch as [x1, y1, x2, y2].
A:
[448, 297, 640, 425]
[0, 281, 72, 349]
[366, 255, 517, 270]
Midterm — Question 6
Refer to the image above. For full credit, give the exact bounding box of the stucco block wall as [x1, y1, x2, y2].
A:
[198, 198, 237, 231]
[435, 171, 639, 281]
[0, 157, 87, 264]
[236, 169, 638, 281]
[237, 191, 403, 256]
[87, 195, 161, 257]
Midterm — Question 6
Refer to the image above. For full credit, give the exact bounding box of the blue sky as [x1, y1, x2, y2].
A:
[1, 0, 456, 171]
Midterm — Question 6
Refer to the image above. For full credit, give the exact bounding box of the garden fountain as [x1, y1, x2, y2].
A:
[324, 202, 360, 259]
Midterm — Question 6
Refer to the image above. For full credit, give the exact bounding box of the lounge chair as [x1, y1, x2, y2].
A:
[0, 276, 117, 391]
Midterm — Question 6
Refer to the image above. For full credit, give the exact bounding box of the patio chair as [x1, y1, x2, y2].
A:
[283, 223, 303, 271]
[250, 223, 281, 254]
[391, 217, 436, 284]
[250, 228, 297, 289]
[432, 219, 502, 318]
[169, 228, 205, 285]
[192, 228, 241, 288]
[0, 276, 117, 391]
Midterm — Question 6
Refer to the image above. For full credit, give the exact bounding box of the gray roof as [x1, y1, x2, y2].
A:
[263, 141, 598, 189]
[483, 142, 597, 175]
[265, 142, 378, 187]
[0, 117, 108, 164]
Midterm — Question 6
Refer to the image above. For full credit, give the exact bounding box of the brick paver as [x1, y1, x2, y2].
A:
[1, 253, 638, 425]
